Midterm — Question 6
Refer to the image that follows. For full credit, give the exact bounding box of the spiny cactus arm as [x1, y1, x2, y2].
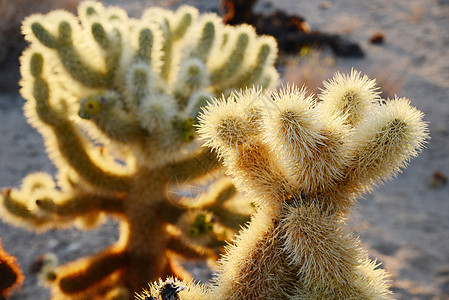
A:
[26, 20, 107, 88]
[231, 36, 278, 90]
[209, 206, 281, 299]
[171, 6, 198, 40]
[155, 6, 198, 83]
[157, 19, 173, 83]
[198, 91, 293, 205]
[125, 61, 170, 113]
[130, 18, 165, 69]
[187, 15, 220, 62]
[0, 176, 124, 231]
[0, 239, 24, 298]
[89, 22, 123, 89]
[172, 16, 221, 107]
[50, 246, 128, 297]
[78, 0, 130, 25]
[209, 200, 392, 299]
[263, 85, 350, 196]
[173, 58, 211, 109]
[0, 188, 50, 229]
[318, 69, 381, 126]
[344, 96, 428, 194]
[21, 51, 132, 192]
[23, 10, 123, 89]
[280, 200, 391, 298]
[162, 147, 221, 184]
[34, 192, 125, 219]
[186, 91, 214, 123]
[209, 25, 252, 87]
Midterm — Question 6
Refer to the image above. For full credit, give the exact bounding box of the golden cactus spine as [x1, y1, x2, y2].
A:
[138, 70, 428, 299]
[0, 1, 277, 299]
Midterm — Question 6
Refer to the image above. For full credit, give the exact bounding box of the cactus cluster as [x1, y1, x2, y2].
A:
[139, 70, 428, 299]
[0, 1, 278, 299]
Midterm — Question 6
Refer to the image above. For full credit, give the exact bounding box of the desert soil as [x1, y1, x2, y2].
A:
[0, 0, 448, 299]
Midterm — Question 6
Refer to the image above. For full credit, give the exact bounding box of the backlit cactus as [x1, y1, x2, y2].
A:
[0, 238, 24, 298]
[139, 70, 428, 299]
[0, 1, 277, 299]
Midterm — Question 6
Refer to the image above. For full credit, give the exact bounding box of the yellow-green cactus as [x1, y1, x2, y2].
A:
[0, 1, 277, 299]
[138, 70, 428, 299]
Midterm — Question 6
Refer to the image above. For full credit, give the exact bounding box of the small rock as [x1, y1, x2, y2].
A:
[438, 277, 449, 295]
[428, 171, 448, 188]
[370, 31, 386, 44]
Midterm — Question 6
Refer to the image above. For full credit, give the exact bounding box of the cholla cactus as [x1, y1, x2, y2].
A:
[139, 70, 428, 299]
[0, 1, 277, 299]
[0, 238, 24, 298]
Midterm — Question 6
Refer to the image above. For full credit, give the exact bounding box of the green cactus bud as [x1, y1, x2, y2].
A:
[188, 226, 200, 237]
[182, 131, 195, 142]
[79, 95, 102, 119]
[194, 213, 206, 225]
[79, 91, 119, 120]
[179, 117, 196, 142]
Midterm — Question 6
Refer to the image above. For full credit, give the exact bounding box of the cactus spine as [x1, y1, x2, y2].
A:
[0, 1, 278, 299]
[139, 70, 428, 299]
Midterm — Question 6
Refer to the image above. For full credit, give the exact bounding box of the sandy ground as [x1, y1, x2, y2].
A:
[0, 0, 448, 299]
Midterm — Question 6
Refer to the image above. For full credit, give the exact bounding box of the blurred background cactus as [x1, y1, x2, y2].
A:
[138, 70, 428, 299]
[0, 0, 80, 92]
[0, 238, 23, 299]
[0, 1, 278, 298]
